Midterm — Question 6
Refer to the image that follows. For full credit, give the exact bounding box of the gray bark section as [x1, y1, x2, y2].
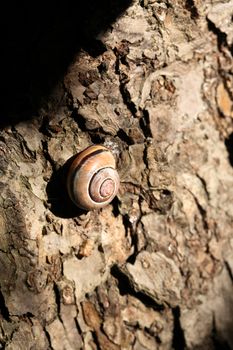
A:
[1, 1, 233, 349]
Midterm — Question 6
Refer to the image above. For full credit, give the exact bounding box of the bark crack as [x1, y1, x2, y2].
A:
[139, 109, 153, 139]
[211, 314, 232, 350]
[111, 265, 164, 311]
[224, 261, 233, 284]
[44, 327, 53, 350]
[185, 0, 199, 20]
[172, 306, 186, 350]
[225, 132, 233, 167]
[0, 289, 10, 321]
[196, 174, 210, 201]
[207, 18, 228, 51]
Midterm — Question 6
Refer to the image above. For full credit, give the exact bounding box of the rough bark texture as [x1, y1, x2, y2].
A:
[1, 1, 233, 349]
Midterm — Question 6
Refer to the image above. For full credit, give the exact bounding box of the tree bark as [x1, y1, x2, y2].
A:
[1, 1, 233, 349]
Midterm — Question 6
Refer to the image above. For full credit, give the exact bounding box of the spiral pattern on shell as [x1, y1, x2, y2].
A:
[67, 145, 120, 210]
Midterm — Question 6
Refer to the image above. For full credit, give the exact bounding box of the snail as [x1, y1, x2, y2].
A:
[67, 145, 120, 210]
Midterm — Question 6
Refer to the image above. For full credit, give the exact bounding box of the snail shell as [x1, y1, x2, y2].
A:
[67, 145, 120, 210]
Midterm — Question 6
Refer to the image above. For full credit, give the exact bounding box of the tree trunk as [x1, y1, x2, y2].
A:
[1, 1, 233, 349]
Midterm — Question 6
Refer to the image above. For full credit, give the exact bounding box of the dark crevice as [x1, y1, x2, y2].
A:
[144, 326, 162, 343]
[111, 265, 164, 311]
[89, 133, 106, 145]
[212, 316, 232, 350]
[142, 141, 149, 169]
[73, 112, 89, 133]
[185, 0, 199, 20]
[196, 202, 208, 231]
[117, 129, 135, 145]
[172, 307, 186, 350]
[44, 327, 53, 350]
[196, 174, 210, 201]
[75, 318, 84, 340]
[207, 18, 227, 51]
[111, 196, 121, 217]
[0, 289, 10, 321]
[0, 340, 7, 349]
[224, 261, 233, 283]
[225, 132, 233, 167]
[119, 83, 137, 117]
[139, 109, 153, 139]
[126, 231, 139, 264]
[126, 215, 142, 265]
[53, 283, 61, 318]
[92, 331, 102, 350]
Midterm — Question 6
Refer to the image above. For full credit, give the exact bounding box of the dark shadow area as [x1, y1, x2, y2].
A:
[185, 0, 199, 20]
[46, 154, 86, 218]
[0, 0, 132, 128]
[207, 18, 227, 52]
[212, 317, 232, 350]
[172, 306, 186, 350]
[225, 132, 233, 167]
[0, 289, 10, 321]
[111, 265, 164, 311]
